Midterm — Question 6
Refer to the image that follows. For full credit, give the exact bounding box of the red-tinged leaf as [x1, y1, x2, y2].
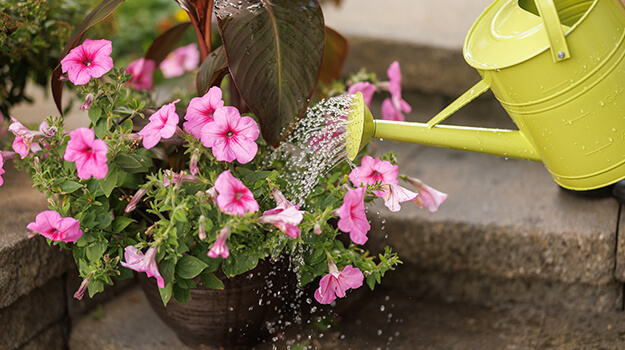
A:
[319, 26, 348, 86]
[215, 0, 325, 147]
[145, 22, 192, 65]
[52, 0, 125, 115]
[196, 45, 229, 95]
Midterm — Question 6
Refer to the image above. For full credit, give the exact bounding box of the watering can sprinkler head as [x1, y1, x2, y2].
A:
[345, 92, 375, 161]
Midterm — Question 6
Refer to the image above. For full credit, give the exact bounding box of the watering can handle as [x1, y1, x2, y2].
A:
[427, 79, 490, 128]
[534, 0, 571, 62]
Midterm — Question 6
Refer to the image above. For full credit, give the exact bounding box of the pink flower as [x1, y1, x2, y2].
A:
[9, 117, 43, 159]
[184, 86, 225, 139]
[0, 153, 4, 187]
[380, 61, 411, 121]
[138, 99, 180, 149]
[189, 151, 199, 175]
[126, 58, 156, 90]
[406, 177, 448, 212]
[259, 206, 304, 238]
[214, 170, 259, 216]
[63, 128, 108, 180]
[264, 188, 299, 215]
[26, 210, 83, 243]
[314, 260, 364, 304]
[337, 187, 370, 245]
[160, 43, 200, 78]
[348, 82, 376, 108]
[201, 106, 259, 164]
[349, 155, 398, 196]
[60, 39, 114, 85]
[121, 246, 165, 288]
[380, 183, 417, 212]
[207, 226, 230, 259]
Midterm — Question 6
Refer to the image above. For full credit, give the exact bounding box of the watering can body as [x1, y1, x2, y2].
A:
[348, 0, 625, 191]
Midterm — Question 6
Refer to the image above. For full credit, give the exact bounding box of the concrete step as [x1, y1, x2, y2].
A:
[69, 284, 625, 350]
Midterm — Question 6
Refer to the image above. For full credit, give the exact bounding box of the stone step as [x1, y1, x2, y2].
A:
[69, 284, 625, 350]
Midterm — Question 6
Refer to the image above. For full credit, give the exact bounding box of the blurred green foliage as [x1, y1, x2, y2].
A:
[0, 0, 94, 118]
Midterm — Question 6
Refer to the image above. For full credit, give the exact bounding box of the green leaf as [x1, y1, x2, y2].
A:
[99, 167, 122, 197]
[222, 253, 258, 277]
[86, 241, 107, 262]
[115, 153, 153, 173]
[176, 255, 209, 279]
[159, 283, 173, 306]
[88, 107, 103, 125]
[88, 279, 104, 298]
[173, 284, 192, 304]
[60, 180, 83, 194]
[200, 271, 225, 290]
[196, 45, 229, 95]
[111, 216, 135, 233]
[216, 0, 325, 146]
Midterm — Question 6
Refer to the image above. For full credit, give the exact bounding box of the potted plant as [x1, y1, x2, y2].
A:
[0, 0, 447, 348]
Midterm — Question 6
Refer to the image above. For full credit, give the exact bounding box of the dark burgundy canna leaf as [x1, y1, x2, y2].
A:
[215, 0, 325, 147]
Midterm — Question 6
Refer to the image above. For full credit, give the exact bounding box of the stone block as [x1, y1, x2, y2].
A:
[366, 142, 619, 288]
[0, 163, 73, 309]
[343, 37, 481, 97]
[0, 277, 66, 350]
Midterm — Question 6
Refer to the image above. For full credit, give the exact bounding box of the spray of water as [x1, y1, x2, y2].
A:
[266, 94, 355, 206]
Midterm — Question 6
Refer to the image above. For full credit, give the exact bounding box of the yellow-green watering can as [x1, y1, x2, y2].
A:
[347, 0, 625, 191]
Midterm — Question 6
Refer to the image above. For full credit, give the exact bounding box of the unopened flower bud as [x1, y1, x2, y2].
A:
[314, 223, 322, 235]
[125, 187, 147, 213]
[190, 150, 199, 175]
[198, 215, 206, 241]
[73, 276, 91, 300]
[80, 93, 95, 111]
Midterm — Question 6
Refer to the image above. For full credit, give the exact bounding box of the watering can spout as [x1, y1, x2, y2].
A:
[346, 91, 542, 163]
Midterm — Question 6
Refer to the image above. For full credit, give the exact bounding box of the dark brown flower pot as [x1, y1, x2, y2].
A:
[139, 258, 299, 349]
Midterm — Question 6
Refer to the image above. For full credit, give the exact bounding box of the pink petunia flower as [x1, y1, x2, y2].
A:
[126, 58, 156, 90]
[380, 61, 411, 122]
[264, 188, 299, 215]
[348, 81, 377, 108]
[405, 177, 448, 212]
[314, 260, 364, 304]
[349, 155, 398, 197]
[160, 43, 200, 78]
[9, 117, 43, 159]
[26, 210, 83, 243]
[61, 39, 114, 85]
[184, 86, 225, 139]
[214, 170, 259, 216]
[207, 226, 230, 259]
[63, 128, 108, 180]
[259, 206, 304, 238]
[337, 187, 371, 245]
[138, 99, 180, 149]
[380, 183, 418, 212]
[201, 106, 259, 164]
[121, 246, 165, 288]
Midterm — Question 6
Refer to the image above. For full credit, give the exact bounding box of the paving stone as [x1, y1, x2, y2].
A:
[0, 277, 66, 350]
[343, 37, 481, 98]
[69, 285, 625, 350]
[21, 323, 67, 350]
